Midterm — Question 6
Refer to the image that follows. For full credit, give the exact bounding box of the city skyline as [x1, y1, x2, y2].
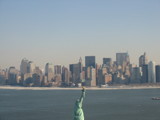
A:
[0, 0, 160, 69]
[1, 53, 160, 87]
[0, 52, 159, 70]
[0, 52, 158, 70]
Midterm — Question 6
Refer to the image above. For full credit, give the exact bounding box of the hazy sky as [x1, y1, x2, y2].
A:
[0, 0, 160, 69]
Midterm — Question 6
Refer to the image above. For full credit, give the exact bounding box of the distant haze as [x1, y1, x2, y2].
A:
[0, 0, 160, 69]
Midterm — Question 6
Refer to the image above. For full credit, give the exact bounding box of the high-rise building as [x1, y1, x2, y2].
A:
[54, 65, 62, 75]
[85, 56, 96, 68]
[156, 65, 160, 83]
[28, 61, 35, 73]
[8, 67, 19, 85]
[62, 66, 70, 85]
[0, 69, 6, 85]
[69, 63, 81, 85]
[103, 58, 112, 67]
[148, 61, 156, 83]
[142, 64, 148, 83]
[139, 52, 148, 67]
[116, 52, 130, 66]
[79, 57, 83, 72]
[85, 66, 96, 86]
[130, 67, 142, 83]
[20, 58, 29, 75]
[45, 63, 54, 81]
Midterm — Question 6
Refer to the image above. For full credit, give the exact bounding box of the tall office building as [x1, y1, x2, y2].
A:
[148, 61, 156, 83]
[103, 58, 112, 67]
[116, 52, 130, 66]
[90, 67, 96, 86]
[69, 63, 81, 85]
[8, 67, 19, 85]
[54, 65, 62, 75]
[130, 67, 142, 83]
[20, 58, 29, 75]
[139, 52, 148, 67]
[142, 64, 148, 83]
[45, 63, 54, 81]
[79, 57, 83, 72]
[0, 69, 6, 85]
[62, 66, 70, 85]
[156, 65, 160, 83]
[28, 61, 35, 73]
[85, 66, 96, 86]
[85, 56, 96, 68]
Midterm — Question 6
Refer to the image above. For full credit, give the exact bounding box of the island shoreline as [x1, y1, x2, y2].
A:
[1, 85, 160, 90]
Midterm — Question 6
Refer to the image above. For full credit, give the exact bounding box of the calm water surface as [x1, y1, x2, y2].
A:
[0, 89, 160, 120]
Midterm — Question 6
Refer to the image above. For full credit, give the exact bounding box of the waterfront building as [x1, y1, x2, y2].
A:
[142, 64, 148, 83]
[32, 73, 42, 86]
[45, 63, 54, 81]
[53, 74, 62, 87]
[130, 67, 142, 83]
[0, 69, 7, 85]
[156, 65, 160, 83]
[23, 73, 32, 86]
[62, 66, 70, 86]
[148, 61, 156, 83]
[8, 67, 19, 85]
[85, 66, 96, 86]
[69, 63, 81, 85]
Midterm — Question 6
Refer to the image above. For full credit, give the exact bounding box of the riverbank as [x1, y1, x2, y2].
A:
[1, 84, 160, 90]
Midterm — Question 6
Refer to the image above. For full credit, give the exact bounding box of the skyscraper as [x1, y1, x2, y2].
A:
[103, 58, 112, 67]
[28, 61, 35, 73]
[20, 58, 29, 75]
[130, 67, 142, 83]
[85, 56, 96, 68]
[142, 64, 148, 83]
[85, 66, 96, 86]
[148, 61, 156, 83]
[139, 52, 148, 67]
[116, 52, 130, 66]
[62, 66, 70, 85]
[45, 63, 54, 81]
[156, 65, 160, 83]
[54, 65, 62, 75]
[69, 63, 81, 85]
[8, 67, 19, 85]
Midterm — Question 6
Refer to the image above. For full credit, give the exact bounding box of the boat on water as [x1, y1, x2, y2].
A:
[152, 97, 160, 100]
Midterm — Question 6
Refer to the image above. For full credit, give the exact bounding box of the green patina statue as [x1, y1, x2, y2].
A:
[73, 87, 86, 120]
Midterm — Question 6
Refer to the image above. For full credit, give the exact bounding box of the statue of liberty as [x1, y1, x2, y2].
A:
[73, 87, 86, 120]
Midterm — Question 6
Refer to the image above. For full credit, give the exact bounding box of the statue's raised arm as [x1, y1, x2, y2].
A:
[73, 87, 86, 120]
[79, 87, 85, 105]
